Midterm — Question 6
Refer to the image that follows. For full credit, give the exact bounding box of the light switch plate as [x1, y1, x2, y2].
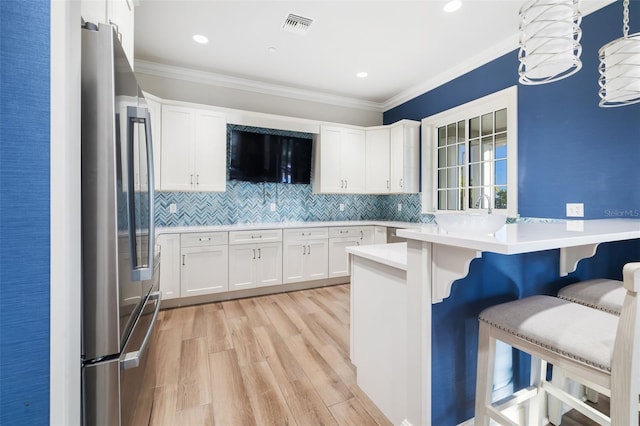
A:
[339, 203, 345, 211]
[270, 202, 276, 212]
[169, 203, 177, 214]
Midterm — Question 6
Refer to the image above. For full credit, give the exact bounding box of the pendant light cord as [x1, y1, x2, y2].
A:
[623, 0, 630, 38]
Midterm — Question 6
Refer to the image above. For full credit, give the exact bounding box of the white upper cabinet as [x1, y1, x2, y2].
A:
[145, 96, 162, 191]
[313, 125, 366, 194]
[365, 127, 391, 193]
[389, 120, 421, 193]
[160, 105, 227, 192]
[81, 0, 135, 68]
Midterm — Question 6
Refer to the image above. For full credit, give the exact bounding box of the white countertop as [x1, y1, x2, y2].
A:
[397, 219, 640, 255]
[346, 242, 407, 271]
[157, 220, 422, 235]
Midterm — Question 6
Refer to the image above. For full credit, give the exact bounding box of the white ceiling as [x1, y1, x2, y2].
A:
[134, 0, 613, 111]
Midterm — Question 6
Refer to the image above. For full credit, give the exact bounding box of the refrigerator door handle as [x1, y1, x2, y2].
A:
[120, 291, 161, 371]
[126, 106, 155, 282]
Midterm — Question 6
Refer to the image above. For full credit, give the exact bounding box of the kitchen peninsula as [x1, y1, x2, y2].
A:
[348, 218, 640, 425]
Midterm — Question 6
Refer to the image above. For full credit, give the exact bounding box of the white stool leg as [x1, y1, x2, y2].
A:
[585, 387, 599, 403]
[475, 322, 496, 426]
[548, 366, 567, 425]
[528, 356, 546, 426]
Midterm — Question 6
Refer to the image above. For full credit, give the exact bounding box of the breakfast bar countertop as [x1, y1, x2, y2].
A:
[397, 218, 640, 255]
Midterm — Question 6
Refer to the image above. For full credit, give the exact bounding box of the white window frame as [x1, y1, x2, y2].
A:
[421, 86, 518, 217]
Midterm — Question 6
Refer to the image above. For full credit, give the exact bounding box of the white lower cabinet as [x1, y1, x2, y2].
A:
[328, 226, 374, 277]
[157, 233, 181, 300]
[283, 228, 329, 284]
[228, 230, 283, 290]
[180, 232, 229, 297]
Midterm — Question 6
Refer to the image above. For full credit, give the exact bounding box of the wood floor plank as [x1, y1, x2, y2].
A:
[148, 385, 177, 426]
[261, 300, 300, 338]
[348, 383, 394, 426]
[240, 360, 297, 426]
[285, 333, 353, 406]
[308, 310, 350, 356]
[261, 324, 307, 385]
[209, 349, 257, 426]
[154, 326, 183, 387]
[221, 299, 246, 320]
[288, 289, 323, 314]
[182, 305, 208, 340]
[272, 293, 308, 331]
[206, 308, 233, 353]
[238, 297, 271, 328]
[173, 404, 214, 425]
[329, 397, 379, 426]
[228, 316, 265, 366]
[176, 337, 211, 411]
[279, 377, 338, 426]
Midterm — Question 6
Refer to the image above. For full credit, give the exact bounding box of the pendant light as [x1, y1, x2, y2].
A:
[598, 0, 640, 107]
[518, 0, 583, 84]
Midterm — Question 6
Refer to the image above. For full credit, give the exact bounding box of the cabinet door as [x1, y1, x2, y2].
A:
[255, 242, 282, 287]
[390, 125, 405, 193]
[317, 127, 343, 193]
[366, 128, 391, 193]
[194, 110, 226, 192]
[283, 240, 306, 284]
[106, 0, 134, 68]
[306, 239, 329, 281]
[359, 226, 374, 245]
[341, 129, 366, 193]
[157, 234, 181, 300]
[180, 245, 229, 297]
[161, 105, 194, 191]
[228, 245, 256, 290]
[329, 237, 360, 278]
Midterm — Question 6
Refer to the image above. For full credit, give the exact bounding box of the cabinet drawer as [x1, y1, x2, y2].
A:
[329, 227, 361, 239]
[229, 229, 282, 245]
[180, 232, 228, 248]
[283, 227, 329, 240]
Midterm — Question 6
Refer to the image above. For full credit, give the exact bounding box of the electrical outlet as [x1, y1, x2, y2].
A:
[397, 203, 402, 212]
[339, 203, 345, 212]
[566, 203, 584, 218]
[169, 203, 177, 214]
[270, 202, 276, 212]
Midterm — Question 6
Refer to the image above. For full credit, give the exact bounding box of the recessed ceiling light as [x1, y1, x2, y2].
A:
[443, 0, 462, 13]
[356, 71, 368, 78]
[192, 34, 209, 44]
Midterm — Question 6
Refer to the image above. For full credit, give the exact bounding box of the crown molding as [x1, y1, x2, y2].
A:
[381, 33, 520, 111]
[134, 60, 384, 112]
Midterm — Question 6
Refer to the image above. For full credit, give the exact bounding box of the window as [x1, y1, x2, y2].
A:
[421, 86, 518, 216]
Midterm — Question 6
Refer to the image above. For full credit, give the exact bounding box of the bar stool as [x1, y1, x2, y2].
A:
[558, 278, 625, 315]
[548, 278, 625, 424]
[474, 263, 640, 426]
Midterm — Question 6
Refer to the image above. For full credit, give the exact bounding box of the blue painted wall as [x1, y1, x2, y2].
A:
[0, 1, 51, 424]
[385, 3, 640, 424]
[385, 2, 640, 220]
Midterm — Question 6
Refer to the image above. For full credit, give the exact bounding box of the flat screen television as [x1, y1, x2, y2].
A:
[228, 130, 313, 184]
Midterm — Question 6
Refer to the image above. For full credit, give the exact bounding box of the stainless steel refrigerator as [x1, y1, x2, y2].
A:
[81, 22, 161, 426]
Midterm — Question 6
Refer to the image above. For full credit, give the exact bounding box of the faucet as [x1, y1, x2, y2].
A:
[475, 194, 493, 214]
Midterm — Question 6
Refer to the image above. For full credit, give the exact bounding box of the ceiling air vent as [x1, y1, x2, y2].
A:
[282, 13, 314, 35]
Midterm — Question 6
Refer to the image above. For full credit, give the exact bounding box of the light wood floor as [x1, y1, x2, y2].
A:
[136, 283, 609, 426]
[139, 284, 393, 425]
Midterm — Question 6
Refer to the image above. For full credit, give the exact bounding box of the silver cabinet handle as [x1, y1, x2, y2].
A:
[257, 248, 261, 259]
[345, 180, 348, 190]
[340, 179, 344, 189]
[199, 237, 211, 242]
[303, 245, 306, 255]
[399, 178, 403, 188]
[360, 230, 363, 240]
[190, 174, 194, 185]
[252, 249, 256, 259]
[182, 254, 185, 266]
[340, 230, 348, 234]
[387, 180, 390, 190]
[196, 174, 200, 186]
[307, 245, 311, 255]
[121, 291, 162, 370]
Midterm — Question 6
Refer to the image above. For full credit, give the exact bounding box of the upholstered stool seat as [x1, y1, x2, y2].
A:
[474, 263, 640, 426]
[548, 278, 625, 424]
[558, 278, 625, 315]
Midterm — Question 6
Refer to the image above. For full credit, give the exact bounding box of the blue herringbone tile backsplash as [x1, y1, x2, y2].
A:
[155, 183, 431, 227]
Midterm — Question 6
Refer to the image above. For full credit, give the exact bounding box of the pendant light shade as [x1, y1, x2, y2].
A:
[518, 0, 583, 85]
[598, 0, 640, 107]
